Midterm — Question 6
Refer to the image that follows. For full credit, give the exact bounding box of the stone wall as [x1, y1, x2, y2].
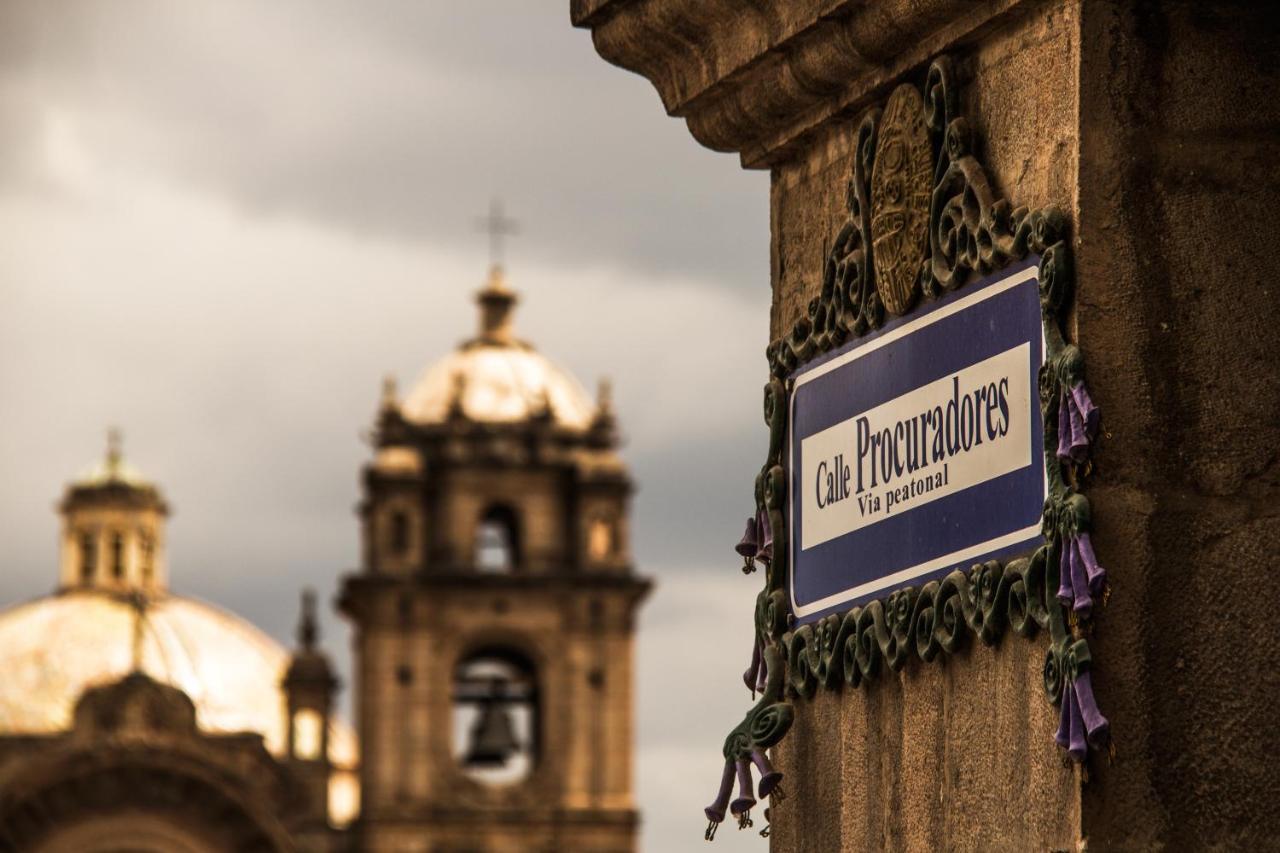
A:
[1075, 2, 1280, 847]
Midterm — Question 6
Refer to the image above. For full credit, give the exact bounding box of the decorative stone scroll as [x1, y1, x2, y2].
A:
[703, 56, 1111, 841]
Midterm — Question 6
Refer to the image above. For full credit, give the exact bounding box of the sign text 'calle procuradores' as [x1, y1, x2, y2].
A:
[801, 344, 1031, 549]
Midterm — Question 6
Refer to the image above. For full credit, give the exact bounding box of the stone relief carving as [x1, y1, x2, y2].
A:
[870, 83, 933, 316]
[704, 55, 1111, 841]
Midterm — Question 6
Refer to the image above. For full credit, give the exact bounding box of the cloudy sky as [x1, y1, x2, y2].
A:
[0, 2, 775, 850]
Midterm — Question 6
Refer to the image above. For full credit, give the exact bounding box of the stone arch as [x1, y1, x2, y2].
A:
[449, 643, 540, 787]
[373, 493, 421, 574]
[474, 503, 521, 573]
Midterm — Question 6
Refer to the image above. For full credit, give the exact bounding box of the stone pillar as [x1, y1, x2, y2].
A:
[573, 1, 1280, 849]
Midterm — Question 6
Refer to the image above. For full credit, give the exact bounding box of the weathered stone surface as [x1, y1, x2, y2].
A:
[575, 0, 1280, 849]
[1076, 2, 1280, 848]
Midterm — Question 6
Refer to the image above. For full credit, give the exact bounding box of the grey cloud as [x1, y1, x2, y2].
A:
[0, 0, 770, 292]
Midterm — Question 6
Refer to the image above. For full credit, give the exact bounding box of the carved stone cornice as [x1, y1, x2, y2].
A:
[572, 0, 1032, 167]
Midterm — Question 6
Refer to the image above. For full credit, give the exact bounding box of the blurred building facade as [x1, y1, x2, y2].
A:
[0, 437, 357, 852]
[0, 265, 648, 852]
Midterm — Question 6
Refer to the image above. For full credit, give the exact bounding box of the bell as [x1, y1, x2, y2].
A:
[464, 696, 520, 768]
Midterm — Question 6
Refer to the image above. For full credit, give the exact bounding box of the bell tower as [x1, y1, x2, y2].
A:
[339, 264, 650, 852]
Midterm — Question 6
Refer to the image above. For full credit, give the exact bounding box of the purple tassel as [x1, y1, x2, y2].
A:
[704, 759, 734, 840]
[743, 641, 761, 696]
[1067, 538, 1092, 616]
[757, 510, 773, 565]
[730, 759, 756, 815]
[1066, 396, 1089, 461]
[735, 516, 759, 559]
[1054, 665, 1110, 762]
[1066, 685, 1087, 762]
[1074, 670, 1111, 750]
[1057, 396, 1072, 460]
[749, 749, 784, 799]
[1071, 382, 1100, 437]
[1059, 535, 1100, 615]
[1076, 532, 1107, 596]
[1057, 381, 1101, 463]
[1056, 542, 1074, 607]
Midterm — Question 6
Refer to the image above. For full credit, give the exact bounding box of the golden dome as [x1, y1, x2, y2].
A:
[0, 589, 360, 825]
[400, 265, 598, 429]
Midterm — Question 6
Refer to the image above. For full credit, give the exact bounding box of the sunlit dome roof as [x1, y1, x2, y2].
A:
[400, 265, 598, 430]
[0, 589, 359, 824]
[402, 346, 597, 429]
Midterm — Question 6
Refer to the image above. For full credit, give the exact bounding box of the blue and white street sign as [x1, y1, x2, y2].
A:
[788, 259, 1046, 624]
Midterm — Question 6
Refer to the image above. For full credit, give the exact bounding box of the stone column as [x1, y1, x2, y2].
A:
[573, 0, 1280, 848]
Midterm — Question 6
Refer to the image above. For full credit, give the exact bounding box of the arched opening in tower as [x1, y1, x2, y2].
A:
[450, 648, 538, 786]
[475, 504, 520, 573]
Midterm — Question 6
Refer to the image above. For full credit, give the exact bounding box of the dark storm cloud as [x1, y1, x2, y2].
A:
[0, 0, 768, 291]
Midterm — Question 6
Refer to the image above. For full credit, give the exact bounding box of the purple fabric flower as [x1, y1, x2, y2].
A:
[735, 516, 759, 560]
[1054, 681, 1088, 763]
[1074, 669, 1111, 750]
[750, 748, 784, 799]
[1068, 537, 1091, 616]
[1058, 534, 1105, 616]
[1057, 395, 1073, 460]
[1071, 382, 1100, 437]
[730, 759, 757, 818]
[1076, 532, 1107, 596]
[1056, 541, 1074, 608]
[703, 759, 734, 840]
[1057, 381, 1100, 463]
[757, 509, 773, 565]
[1053, 666, 1109, 763]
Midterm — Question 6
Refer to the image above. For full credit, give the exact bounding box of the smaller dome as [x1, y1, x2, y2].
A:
[400, 266, 598, 430]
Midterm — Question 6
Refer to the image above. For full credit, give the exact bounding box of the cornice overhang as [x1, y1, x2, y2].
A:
[572, 0, 1032, 167]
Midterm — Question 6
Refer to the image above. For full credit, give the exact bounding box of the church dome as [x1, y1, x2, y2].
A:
[402, 345, 597, 429]
[400, 265, 598, 430]
[0, 588, 360, 824]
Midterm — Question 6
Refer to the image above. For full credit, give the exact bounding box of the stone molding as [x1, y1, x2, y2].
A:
[572, 0, 1034, 167]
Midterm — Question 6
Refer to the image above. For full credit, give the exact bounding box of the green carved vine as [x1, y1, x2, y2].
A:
[703, 55, 1111, 841]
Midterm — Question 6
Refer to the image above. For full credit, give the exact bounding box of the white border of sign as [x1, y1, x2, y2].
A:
[788, 264, 1046, 618]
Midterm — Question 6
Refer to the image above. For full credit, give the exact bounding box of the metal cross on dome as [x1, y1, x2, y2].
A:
[475, 198, 519, 267]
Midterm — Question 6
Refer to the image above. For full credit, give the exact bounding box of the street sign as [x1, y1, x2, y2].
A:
[788, 258, 1046, 623]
